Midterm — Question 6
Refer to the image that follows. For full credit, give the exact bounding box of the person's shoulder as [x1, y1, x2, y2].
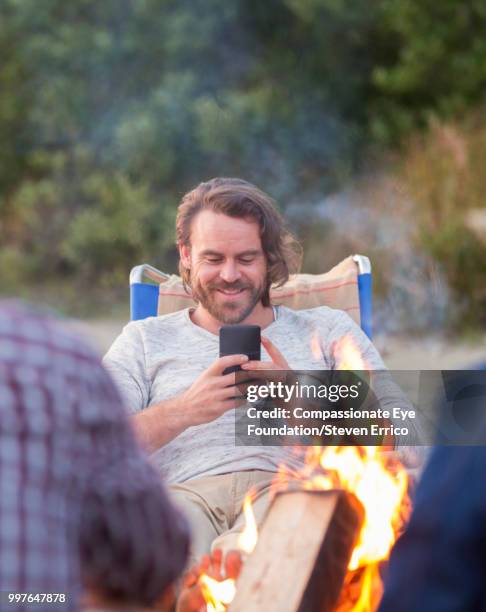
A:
[119, 309, 190, 340]
[278, 304, 353, 329]
[129, 309, 188, 329]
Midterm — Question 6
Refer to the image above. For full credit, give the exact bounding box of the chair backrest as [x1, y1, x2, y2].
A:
[130, 254, 373, 338]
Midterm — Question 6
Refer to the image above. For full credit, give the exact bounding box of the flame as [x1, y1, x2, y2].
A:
[334, 335, 366, 370]
[199, 575, 236, 612]
[237, 492, 258, 554]
[351, 564, 383, 612]
[332, 336, 410, 570]
[319, 446, 408, 570]
[336, 563, 384, 612]
[275, 447, 409, 570]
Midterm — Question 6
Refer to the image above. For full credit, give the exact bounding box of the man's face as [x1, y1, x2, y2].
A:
[180, 210, 267, 324]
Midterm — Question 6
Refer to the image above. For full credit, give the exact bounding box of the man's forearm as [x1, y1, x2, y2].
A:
[131, 397, 189, 453]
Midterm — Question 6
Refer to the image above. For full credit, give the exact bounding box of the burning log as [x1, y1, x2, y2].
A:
[228, 489, 364, 612]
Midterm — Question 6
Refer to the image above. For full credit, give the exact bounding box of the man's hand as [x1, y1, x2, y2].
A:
[131, 354, 249, 452]
[177, 354, 250, 427]
[176, 549, 243, 612]
[239, 336, 290, 390]
[240, 336, 289, 371]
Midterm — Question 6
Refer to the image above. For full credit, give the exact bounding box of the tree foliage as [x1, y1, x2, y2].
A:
[0, 0, 485, 318]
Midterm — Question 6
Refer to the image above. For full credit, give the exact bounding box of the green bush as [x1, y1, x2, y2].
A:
[2, 147, 175, 289]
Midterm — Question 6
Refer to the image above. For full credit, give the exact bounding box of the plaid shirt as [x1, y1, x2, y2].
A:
[0, 301, 189, 611]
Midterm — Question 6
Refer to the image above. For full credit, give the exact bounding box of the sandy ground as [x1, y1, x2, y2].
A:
[67, 318, 486, 370]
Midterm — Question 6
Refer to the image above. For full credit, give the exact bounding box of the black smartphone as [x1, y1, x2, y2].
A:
[219, 324, 261, 375]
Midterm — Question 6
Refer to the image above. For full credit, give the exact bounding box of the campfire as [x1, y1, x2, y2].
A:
[198, 336, 412, 611]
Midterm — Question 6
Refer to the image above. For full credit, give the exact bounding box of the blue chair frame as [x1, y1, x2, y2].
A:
[129, 254, 373, 338]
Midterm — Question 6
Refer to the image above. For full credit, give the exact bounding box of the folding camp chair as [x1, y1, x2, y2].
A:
[129, 255, 372, 338]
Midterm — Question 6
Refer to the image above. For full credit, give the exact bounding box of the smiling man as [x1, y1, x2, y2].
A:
[103, 177, 419, 567]
[178, 203, 273, 332]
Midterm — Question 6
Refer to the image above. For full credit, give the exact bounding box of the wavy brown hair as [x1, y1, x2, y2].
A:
[176, 177, 302, 307]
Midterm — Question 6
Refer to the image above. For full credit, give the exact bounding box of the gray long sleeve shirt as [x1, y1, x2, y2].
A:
[103, 306, 419, 483]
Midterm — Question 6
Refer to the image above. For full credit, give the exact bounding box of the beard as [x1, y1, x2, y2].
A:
[191, 277, 265, 324]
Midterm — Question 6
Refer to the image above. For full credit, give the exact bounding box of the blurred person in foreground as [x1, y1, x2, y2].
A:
[104, 177, 424, 567]
[0, 301, 192, 611]
[379, 366, 486, 612]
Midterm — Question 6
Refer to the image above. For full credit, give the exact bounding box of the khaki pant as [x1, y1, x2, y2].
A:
[170, 470, 275, 567]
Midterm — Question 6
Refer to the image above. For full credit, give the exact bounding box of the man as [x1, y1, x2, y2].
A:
[103, 177, 419, 566]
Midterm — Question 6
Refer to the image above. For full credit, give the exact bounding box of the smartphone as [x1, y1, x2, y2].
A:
[219, 324, 261, 375]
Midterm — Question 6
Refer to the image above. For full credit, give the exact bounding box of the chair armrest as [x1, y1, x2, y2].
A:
[129, 264, 170, 321]
[129, 264, 169, 285]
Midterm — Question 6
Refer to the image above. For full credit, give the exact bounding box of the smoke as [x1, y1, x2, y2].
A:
[287, 173, 450, 336]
